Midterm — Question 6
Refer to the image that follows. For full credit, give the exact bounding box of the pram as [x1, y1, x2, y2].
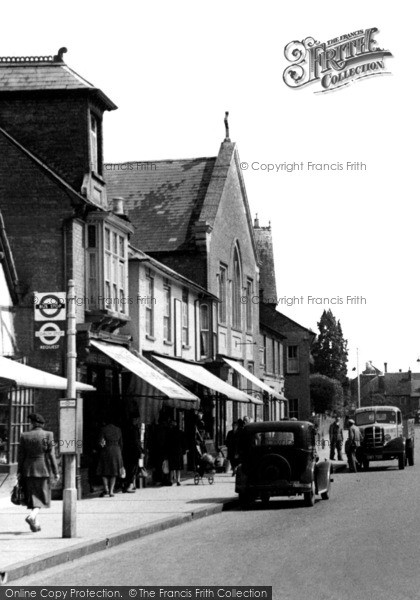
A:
[194, 449, 216, 485]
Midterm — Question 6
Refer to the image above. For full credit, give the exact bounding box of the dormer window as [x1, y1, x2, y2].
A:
[90, 114, 99, 174]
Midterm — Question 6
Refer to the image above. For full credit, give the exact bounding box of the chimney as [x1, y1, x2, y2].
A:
[384, 362, 388, 373]
[112, 197, 125, 216]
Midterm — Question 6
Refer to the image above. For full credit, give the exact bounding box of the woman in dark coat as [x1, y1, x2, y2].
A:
[17, 413, 59, 532]
[96, 419, 124, 497]
[166, 420, 186, 486]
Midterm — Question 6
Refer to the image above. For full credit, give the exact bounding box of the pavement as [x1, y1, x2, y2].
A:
[0, 435, 346, 584]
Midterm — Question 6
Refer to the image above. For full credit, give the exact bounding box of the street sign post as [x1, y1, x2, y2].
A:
[34, 292, 66, 321]
[62, 280, 77, 538]
[34, 292, 66, 351]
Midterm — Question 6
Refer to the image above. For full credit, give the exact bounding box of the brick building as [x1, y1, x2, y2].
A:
[0, 50, 199, 491]
[350, 364, 420, 417]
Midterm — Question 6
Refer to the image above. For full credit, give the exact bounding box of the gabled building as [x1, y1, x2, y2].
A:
[105, 127, 280, 441]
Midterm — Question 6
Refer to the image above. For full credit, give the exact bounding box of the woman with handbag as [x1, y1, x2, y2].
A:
[96, 415, 124, 497]
[17, 413, 59, 532]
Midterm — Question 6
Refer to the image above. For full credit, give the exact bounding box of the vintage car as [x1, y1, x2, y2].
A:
[235, 421, 332, 507]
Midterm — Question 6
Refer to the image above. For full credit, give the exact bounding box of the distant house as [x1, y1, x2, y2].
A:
[351, 364, 420, 416]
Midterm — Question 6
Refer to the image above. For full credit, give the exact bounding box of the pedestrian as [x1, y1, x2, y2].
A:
[17, 413, 59, 533]
[166, 420, 186, 486]
[233, 418, 246, 466]
[329, 415, 344, 461]
[346, 418, 362, 472]
[97, 415, 124, 497]
[225, 421, 238, 475]
[122, 409, 143, 493]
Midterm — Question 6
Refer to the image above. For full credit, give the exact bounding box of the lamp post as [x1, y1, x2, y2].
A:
[356, 347, 361, 408]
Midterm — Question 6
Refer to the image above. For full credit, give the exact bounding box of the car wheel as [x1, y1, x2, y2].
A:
[238, 492, 252, 509]
[407, 446, 414, 467]
[398, 453, 406, 470]
[260, 492, 270, 506]
[304, 481, 316, 507]
[321, 478, 331, 500]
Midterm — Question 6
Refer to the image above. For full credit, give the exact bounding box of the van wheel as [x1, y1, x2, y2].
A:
[304, 481, 316, 506]
[398, 453, 406, 470]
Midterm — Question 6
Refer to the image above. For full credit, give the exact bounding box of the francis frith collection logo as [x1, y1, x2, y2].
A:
[283, 28, 392, 93]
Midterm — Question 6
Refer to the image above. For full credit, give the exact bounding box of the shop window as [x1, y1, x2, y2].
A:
[0, 387, 34, 465]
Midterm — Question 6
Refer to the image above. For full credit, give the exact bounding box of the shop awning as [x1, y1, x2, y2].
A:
[0, 356, 95, 391]
[154, 356, 262, 404]
[222, 357, 286, 401]
[90, 341, 199, 406]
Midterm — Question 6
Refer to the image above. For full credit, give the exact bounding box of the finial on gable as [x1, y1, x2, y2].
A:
[54, 47, 68, 62]
[224, 111, 231, 142]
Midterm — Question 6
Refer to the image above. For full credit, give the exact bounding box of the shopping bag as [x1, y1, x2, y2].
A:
[11, 483, 25, 506]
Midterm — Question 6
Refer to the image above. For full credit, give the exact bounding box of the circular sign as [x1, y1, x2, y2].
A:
[36, 294, 65, 320]
[35, 322, 65, 345]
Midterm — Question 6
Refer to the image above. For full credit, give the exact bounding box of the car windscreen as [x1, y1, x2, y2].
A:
[355, 410, 397, 425]
[375, 411, 397, 424]
[254, 431, 295, 446]
[355, 411, 375, 426]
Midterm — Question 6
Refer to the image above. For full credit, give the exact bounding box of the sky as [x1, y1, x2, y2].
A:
[2, 0, 419, 376]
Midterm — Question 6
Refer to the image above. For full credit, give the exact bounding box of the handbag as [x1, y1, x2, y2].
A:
[120, 466, 126, 479]
[11, 482, 25, 506]
[162, 459, 170, 475]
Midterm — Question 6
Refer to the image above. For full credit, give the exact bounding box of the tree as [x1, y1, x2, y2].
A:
[312, 309, 348, 384]
[310, 373, 344, 415]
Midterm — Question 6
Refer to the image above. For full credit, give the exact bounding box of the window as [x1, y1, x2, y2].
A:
[0, 386, 34, 465]
[287, 345, 299, 373]
[86, 220, 129, 317]
[200, 304, 210, 358]
[277, 342, 282, 375]
[289, 399, 299, 419]
[104, 227, 126, 314]
[272, 339, 276, 374]
[163, 280, 172, 342]
[182, 290, 189, 346]
[232, 249, 242, 330]
[90, 114, 99, 173]
[218, 265, 227, 324]
[263, 335, 267, 369]
[246, 279, 253, 331]
[145, 272, 154, 337]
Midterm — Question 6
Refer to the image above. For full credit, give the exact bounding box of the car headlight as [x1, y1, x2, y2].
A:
[384, 434, 392, 442]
